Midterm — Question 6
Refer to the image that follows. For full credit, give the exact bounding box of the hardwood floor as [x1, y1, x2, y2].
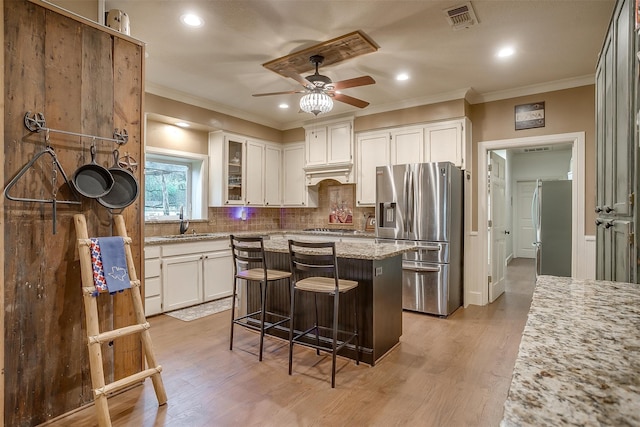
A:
[48, 259, 536, 427]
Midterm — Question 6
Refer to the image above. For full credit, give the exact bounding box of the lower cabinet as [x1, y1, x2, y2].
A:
[203, 250, 235, 301]
[162, 253, 203, 311]
[145, 239, 234, 314]
[144, 246, 162, 316]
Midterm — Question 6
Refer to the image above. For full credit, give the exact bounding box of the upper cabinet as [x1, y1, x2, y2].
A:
[424, 119, 469, 169]
[283, 142, 318, 207]
[356, 131, 391, 206]
[304, 119, 355, 185]
[209, 131, 282, 207]
[264, 144, 282, 206]
[355, 117, 471, 205]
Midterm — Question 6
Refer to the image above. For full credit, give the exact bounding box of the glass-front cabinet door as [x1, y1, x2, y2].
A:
[226, 139, 244, 204]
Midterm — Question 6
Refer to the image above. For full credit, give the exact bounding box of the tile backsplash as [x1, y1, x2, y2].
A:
[144, 181, 375, 237]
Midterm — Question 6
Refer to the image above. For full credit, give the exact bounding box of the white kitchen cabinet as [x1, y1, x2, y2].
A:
[304, 119, 355, 185]
[209, 131, 245, 206]
[144, 246, 162, 316]
[391, 126, 424, 166]
[162, 253, 203, 312]
[158, 240, 234, 313]
[283, 143, 318, 207]
[245, 139, 265, 206]
[210, 131, 282, 206]
[203, 248, 234, 301]
[264, 144, 282, 206]
[424, 118, 470, 169]
[356, 131, 391, 206]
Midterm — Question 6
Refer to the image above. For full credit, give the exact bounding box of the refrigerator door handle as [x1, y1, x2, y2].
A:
[403, 265, 440, 273]
[403, 169, 410, 234]
[418, 245, 441, 252]
[407, 171, 414, 233]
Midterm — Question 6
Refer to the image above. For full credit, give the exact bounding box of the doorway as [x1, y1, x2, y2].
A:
[478, 132, 586, 305]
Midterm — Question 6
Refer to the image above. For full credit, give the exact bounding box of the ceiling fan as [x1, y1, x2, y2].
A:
[252, 55, 376, 115]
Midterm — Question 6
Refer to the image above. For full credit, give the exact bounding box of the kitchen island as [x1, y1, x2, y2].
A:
[501, 275, 640, 426]
[252, 239, 412, 366]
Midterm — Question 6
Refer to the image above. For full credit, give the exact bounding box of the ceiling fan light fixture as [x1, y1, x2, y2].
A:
[300, 91, 333, 116]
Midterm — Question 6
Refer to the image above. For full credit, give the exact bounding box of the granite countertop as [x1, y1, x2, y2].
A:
[501, 275, 640, 426]
[144, 229, 375, 245]
[262, 238, 412, 261]
[144, 230, 406, 260]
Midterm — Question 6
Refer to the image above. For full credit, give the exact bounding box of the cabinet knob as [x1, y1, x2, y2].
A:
[604, 220, 615, 229]
[604, 206, 614, 213]
[595, 219, 603, 226]
[595, 206, 602, 213]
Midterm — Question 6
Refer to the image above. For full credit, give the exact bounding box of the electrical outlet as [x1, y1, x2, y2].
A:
[375, 267, 383, 276]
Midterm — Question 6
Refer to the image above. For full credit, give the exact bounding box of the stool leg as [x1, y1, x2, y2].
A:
[259, 280, 267, 361]
[288, 286, 296, 375]
[354, 288, 359, 366]
[331, 292, 339, 388]
[314, 294, 320, 356]
[230, 277, 238, 351]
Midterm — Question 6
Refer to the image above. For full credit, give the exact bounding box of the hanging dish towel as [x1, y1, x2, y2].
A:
[89, 237, 131, 294]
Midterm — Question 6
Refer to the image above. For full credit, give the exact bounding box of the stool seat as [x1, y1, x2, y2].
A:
[238, 268, 292, 282]
[295, 276, 358, 294]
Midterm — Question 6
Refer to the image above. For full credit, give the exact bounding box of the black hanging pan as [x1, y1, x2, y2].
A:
[97, 149, 139, 210]
[73, 144, 114, 198]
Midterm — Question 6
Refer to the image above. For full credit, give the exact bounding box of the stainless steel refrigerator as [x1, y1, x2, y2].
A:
[531, 179, 572, 277]
[376, 162, 463, 316]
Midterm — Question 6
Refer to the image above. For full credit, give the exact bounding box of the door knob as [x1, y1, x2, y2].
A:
[504, 230, 510, 235]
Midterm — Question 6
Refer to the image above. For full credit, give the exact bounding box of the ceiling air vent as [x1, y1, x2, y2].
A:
[523, 147, 551, 153]
[443, 2, 478, 30]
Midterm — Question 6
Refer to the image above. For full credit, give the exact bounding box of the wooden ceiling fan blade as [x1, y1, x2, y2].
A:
[331, 76, 375, 90]
[281, 69, 312, 89]
[252, 90, 303, 97]
[332, 93, 370, 108]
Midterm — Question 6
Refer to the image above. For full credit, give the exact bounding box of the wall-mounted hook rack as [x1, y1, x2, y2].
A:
[24, 111, 129, 145]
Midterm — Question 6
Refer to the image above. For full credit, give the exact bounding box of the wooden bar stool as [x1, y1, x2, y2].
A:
[229, 235, 292, 361]
[287, 240, 359, 388]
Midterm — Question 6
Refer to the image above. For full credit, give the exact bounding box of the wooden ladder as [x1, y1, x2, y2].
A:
[74, 214, 167, 427]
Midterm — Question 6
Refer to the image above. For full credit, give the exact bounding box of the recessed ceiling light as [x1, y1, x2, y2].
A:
[181, 13, 204, 28]
[497, 46, 515, 58]
[175, 122, 190, 128]
[396, 73, 409, 81]
[279, 103, 289, 109]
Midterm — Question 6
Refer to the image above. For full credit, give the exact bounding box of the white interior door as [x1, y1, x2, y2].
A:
[489, 152, 506, 302]
[515, 181, 536, 258]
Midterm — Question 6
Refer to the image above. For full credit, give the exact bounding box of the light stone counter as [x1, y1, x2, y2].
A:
[262, 238, 412, 260]
[501, 275, 640, 426]
[144, 229, 375, 245]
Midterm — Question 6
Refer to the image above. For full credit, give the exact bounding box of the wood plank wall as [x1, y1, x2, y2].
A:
[3, 1, 144, 425]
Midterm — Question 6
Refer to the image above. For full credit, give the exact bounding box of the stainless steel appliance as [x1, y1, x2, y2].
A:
[376, 162, 463, 316]
[531, 179, 572, 277]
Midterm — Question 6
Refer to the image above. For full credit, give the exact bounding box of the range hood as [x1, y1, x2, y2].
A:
[304, 163, 354, 186]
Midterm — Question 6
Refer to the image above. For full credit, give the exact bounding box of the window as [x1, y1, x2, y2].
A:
[144, 148, 208, 221]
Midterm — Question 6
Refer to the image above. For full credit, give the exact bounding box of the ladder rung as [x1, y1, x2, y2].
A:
[78, 237, 132, 247]
[82, 280, 141, 296]
[89, 322, 150, 344]
[94, 366, 163, 397]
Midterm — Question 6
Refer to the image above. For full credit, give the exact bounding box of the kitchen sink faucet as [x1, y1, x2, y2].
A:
[179, 206, 189, 235]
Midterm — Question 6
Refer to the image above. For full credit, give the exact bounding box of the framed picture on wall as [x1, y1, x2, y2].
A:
[515, 102, 545, 130]
[328, 185, 354, 225]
